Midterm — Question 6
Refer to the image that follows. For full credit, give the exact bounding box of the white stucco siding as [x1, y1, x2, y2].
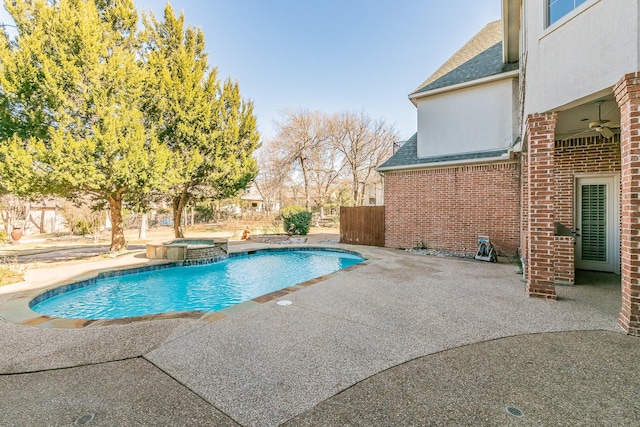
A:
[523, 0, 640, 115]
[416, 77, 518, 158]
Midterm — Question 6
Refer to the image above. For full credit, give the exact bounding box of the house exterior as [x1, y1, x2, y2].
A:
[240, 182, 280, 213]
[378, 20, 522, 257]
[379, 0, 640, 336]
[515, 0, 639, 336]
[0, 196, 66, 235]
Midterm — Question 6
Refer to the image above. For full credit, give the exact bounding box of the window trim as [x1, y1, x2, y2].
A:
[542, 0, 599, 37]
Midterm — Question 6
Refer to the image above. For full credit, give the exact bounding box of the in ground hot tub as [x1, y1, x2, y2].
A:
[146, 238, 228, 261]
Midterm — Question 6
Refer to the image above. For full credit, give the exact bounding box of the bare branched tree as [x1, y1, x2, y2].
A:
[255, 143, 289, 214]
[307, 137, 344, 220]
[271, 110, 329, 210]
[269, 108, 397, 212]
[330, 111, 397, 205]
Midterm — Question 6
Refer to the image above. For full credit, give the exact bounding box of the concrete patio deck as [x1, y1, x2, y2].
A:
[0, 236, 638, 426]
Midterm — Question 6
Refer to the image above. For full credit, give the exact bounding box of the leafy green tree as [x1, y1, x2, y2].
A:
[0, 0, 171, 252]
[143, 5, 259, 238]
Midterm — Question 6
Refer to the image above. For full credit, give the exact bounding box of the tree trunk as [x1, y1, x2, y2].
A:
[214, 200, 220, 221]
[299, 156, 311, 210]
[23, 201, 31, 234]
[352, 169, 364, 206]
[40, 208, 46, 233]
[172, 184, 189, 238]
[172, 199, 183, 238]
[138, 212, 148, 240]
[108, 193, 126, 253]
[316, 205, 325, 227]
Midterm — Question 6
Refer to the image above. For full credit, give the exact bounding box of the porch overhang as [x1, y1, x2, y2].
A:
[501, 0, 521, 64]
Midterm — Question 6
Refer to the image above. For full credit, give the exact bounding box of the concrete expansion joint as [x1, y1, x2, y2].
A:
[0, 355, 141, 377]
[141, 355, 241, 425]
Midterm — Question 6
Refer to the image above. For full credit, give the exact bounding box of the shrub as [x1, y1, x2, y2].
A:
[74, 220, 89, 235]
[414, 240, 428, 250]
[280, 205, 307, 218]
[281, 205, 312, 235]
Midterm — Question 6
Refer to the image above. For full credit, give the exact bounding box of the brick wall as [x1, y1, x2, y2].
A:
[521, 136, 620, 286]
[553, 136, 621, 228]
[520, 149, 529, 263]
[384, 160, 520, 256]
[554, 236, 575, 284]
[526, 113, 557, 299]
[615, 72, 640, 336]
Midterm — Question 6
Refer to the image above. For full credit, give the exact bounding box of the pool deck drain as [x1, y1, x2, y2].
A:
[506, 406, 525, 417]
[74, 412, 95, 425]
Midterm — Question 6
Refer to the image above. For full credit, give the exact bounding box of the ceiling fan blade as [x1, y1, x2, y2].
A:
[600, 127, 614, 138]
[589, 120, 609, 129]
[557, 129, 594, 141]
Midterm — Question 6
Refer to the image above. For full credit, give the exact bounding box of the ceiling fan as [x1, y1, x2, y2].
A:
[558, 100, 620, 140]
[588, 100, 620, 138]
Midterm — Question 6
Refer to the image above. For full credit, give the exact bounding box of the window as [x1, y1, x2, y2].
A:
[548, 0, 587, 26]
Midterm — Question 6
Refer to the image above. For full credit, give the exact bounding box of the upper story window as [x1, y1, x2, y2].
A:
[548, 0, 587, 26]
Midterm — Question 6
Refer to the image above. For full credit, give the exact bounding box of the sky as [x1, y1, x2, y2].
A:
[0, 0, 501, 142]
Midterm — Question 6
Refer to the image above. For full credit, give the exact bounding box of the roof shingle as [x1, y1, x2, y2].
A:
[411, 20, 517, 96]
[377, 133, 509, 171]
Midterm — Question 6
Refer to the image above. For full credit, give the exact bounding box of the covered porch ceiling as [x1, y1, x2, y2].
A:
[554, 93, 620, 141]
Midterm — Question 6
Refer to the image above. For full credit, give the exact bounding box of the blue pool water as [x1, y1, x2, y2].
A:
[31, 249, 363, 320]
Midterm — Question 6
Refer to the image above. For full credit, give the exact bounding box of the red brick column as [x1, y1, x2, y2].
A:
[526, 113, 557, 299]
[615, 72, 640, 336]
[553, 236, 575, 285]
[520, 150, 529, 265]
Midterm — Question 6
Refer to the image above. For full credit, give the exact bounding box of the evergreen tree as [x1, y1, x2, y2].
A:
[144, 5, 258, 238]
[0, 0, 171, 251]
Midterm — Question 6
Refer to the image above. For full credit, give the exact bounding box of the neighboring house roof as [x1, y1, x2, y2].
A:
[377, 133, 509, 171]
[411, 20, 517, 96]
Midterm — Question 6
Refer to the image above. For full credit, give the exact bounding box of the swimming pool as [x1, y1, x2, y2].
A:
[30, 249, 364, 320]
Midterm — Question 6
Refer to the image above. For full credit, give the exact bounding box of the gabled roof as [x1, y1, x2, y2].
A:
[410, 20, 517, 97]
[377, 133, 510, 171]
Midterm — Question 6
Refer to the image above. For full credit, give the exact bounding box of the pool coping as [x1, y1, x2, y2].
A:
[0, 246, 369, 329]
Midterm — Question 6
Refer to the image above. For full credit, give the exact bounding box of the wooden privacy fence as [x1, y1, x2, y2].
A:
[339, 206, 385, 247]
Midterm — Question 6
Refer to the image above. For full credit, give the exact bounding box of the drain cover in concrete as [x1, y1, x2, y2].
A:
[74, 412, 95, 425]
[506, 406, 524, 417]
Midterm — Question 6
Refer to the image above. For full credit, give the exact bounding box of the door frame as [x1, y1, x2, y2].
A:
[574, 174, 620, 273]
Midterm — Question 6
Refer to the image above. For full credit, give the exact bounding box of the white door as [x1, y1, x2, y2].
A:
[575, 176, 619, 272]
